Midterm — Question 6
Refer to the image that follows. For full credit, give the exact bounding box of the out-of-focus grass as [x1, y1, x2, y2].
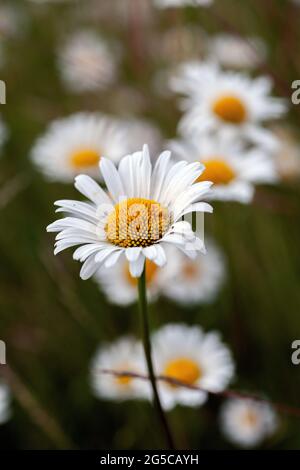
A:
[0, 0, 300, 449]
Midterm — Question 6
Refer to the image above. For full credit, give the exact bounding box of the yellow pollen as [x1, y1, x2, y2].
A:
[198, 159, 235, 185]
[212, 94, 247, 124]
[105, 198, 171, 248]
[115, 365, 134, 386]
[164, 357, 202, 387]
[70, 148, 100, 168]
[125, 259, 158, 287]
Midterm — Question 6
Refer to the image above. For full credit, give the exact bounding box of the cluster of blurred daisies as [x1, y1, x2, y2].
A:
[1, 0, 300, 449]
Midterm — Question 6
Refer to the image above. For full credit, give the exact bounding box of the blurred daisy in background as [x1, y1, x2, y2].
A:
[170, 62, 286, 149]
[90, 337, 148, 401]
[57, 30, 119, 93]
[152, 324, 234, 410]
[161, 241, 225, 306]
[220, 398, 278, 448]
[271, 125, 300, 182]
[154, 0, 213, 8]
[170, 133, 278, 203]
[207, 34, 267, 70]
[30, 113, 145, 182]
[0, 383, 11, 425]
[94, 257, 164, 306]
[47, 144, 213, 280]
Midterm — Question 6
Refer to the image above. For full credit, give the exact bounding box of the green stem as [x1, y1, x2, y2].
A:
[138, 267, 175, 450]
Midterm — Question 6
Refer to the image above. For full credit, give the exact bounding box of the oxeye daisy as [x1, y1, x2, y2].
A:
[153, 0, 213, 8]
[90, 337, 149, 402]
[151, 324, 234, 411]
[220, 398, 278, 448]
[207, 34, 267, 70]
[0, 383, 11, 425]
[94, 256, 164, 306]
[30, 113, 140, 182]
[47, 144, 213, 280]
[169, 133, 278, 203]
[161, 240, 225, 306]
[170, 62, 286, 149]
[57, 30, 119, 93]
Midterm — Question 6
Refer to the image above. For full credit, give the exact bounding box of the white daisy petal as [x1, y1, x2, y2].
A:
[129, 255, 145, 278]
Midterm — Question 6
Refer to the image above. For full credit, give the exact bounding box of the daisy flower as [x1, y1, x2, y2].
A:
[161, 240, 225, 305]
[153, 0, 213, 8]
[151, 324, 234, 410]
[30, 113, 141, 182]
[207, 34, 267, 70]
[94, 256, 165, 306]
[57, 30, 119, 93]
[170, 62, 286, 149]
[220, 398, 278, 448]
[170, 133, 278, 203]
[90, 336, 149, 401]
[0, 383, 11, 425]
[47, 144, 213, 280]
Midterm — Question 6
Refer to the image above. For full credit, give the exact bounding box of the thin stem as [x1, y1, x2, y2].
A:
[138, 267, 175, 450]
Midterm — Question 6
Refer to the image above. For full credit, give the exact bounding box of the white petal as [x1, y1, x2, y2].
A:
[125, 247, 142, 262]
[100, 157, 125, 202]
[129, 254, 145, 278]
[74, 175, 111, 205]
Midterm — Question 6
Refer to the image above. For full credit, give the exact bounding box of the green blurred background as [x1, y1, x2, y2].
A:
[0, 0, 300, 449]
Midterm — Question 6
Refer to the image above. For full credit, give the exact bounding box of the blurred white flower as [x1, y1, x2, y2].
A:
[161, 240, 225, 305]
[151, 323, 234, 410]
[170, 133, 278, 203]
[94, 257, 164, 306]
[170, 62, 286, 150]
[47, 145, 213, 280]
[207, 34, 267, 69]
[154, 0, 213, 8]
[90, 337, 149, 401]
[220, 398, 278, 448]
[31, 113, 151, 182]
[0, 383, 11, 425]
[57, 30, 119, 93]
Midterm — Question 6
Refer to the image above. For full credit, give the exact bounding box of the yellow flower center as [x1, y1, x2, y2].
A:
[198, 159, 235, 185]
[212, 94, 247, 124]
[116, 374, 132, 386]
[242, 409, 259, 428]
[125, 259, 158, 287]
[70, 148, 100, 168]
[182, 261, 199, 280]
[105, 198, 171, 248]
[164, 357, 202, 387]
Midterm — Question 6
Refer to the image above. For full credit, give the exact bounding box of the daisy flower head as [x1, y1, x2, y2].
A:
[30, 113, 136, 182]
[161, 240, 225, 306]
[151, 324, 234, 410]
[0, 383, 11, 425]
[207, 34, 267, 70]
[169, 133, 278, 204]
[57, 30, 119, 93]
[220, 398, 278, 448]
[47, 144, 213, 280]
[154, 0, 213, 8]
[170, 62, 286, 149]
[91, 337, 149, 401]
